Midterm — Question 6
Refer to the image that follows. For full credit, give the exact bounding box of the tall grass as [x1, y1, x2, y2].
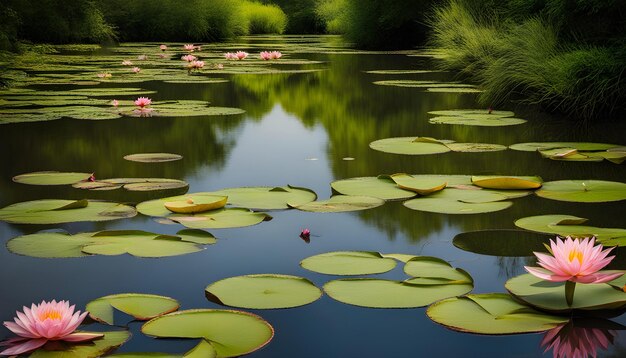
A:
[262, 0, 324, 34]
[240, 1, 287, 34]
[429, 0, 626, 118]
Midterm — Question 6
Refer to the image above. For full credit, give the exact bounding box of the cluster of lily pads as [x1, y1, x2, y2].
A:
[510, 142, 626, 164]
[372, 80, 481, 93]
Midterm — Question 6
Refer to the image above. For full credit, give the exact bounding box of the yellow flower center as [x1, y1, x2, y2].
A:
[39, 310, 62, 321]
[568, 250, 584, 265]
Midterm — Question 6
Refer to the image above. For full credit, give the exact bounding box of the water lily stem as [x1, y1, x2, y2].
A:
[565, 281, 576, 306]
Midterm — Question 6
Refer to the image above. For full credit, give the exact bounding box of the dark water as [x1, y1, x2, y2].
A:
[1, 36, 626, 357]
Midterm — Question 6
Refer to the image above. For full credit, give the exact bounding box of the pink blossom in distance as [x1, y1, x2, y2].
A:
[159, 44, 167, 51]
[1, 300, 102, 356]
[134, 97, 152, 108]
[183, 44, 195, 52]
[111, 99, 119, 107]
[181, 54, 197, 62]
[122, 60, 133, 66]
[269, 51, 282, 59]
[131, 67, 141, 73]
[224, 52, 236, 60]
[187, 60, 205, 70]
[525, 237, 623, 284]
[259, 51, 271, 60]
[235, 51, 248, 60]
[215, 63, 224, 70]
[96, 72, 111, 78]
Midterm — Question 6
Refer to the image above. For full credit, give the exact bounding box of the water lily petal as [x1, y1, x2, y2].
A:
[0, 338, 47, 355]
[61, 332, 104, 342]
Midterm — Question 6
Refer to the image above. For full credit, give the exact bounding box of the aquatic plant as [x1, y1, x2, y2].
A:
[121, 60, 132, 66]
[260, 51, 271, 60]
[131, 66, 141, 73]
[181, 54, 197, 62]
[134, 97, 151, 108]
[159, 44, 167, 51]
[235, 51, 249, 60]
[240, 0, 287, 34]
[111, 99, 119, 107]
[1, 300, 102, 355]
[183, 44, 195, 52]
[541, 321, 617, 358]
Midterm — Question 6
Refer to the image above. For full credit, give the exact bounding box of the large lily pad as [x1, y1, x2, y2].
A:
[535, 180, 626, 203]
[0, 199, 136, 224]
[205, 274, 322, 309]
[300, 251, 397, 275]
[289, 195, 384, 212]
[74, 178, 188, 192]
[137, 193, 229, 217]
[426, 87, 482, 93]
[514, 214, 626, 244]
[169, 208, 272, 229]
[471, 176, 542, 190]
[446, 143, 507, 152]
[428, 109, 515, 118]
[29, 331, 131, 358]
[403, 189, 512, 214]
[366, 70, 439, 74]
[123, 153, 183, 163]
[429, 116, 526, 126]
[505, 274, 626, 312]
[330, 176, 416, 200]
[323, 278, 473, 308]
[453, 230, 553, 257]
[141, 309, 274, 358]
[509, 142, 620, 152]
[426, 293, 568, 334]
[87, 294, 180, 325]
[7, 232, 94, 258]
[208, 185, 317, 210]
[389, 174, 447, 195]
[403, 256, 474, 284]
[369, 137, 452, 155]
[13, 171, 93, 185]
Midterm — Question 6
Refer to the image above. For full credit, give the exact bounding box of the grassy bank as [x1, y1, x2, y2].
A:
[428, 0, 626, 119]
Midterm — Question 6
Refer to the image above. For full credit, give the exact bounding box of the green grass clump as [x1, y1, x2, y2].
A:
[241, 1, 287, 34]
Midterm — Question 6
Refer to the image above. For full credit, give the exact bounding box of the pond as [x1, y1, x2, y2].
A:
[1, 35, 626, 357]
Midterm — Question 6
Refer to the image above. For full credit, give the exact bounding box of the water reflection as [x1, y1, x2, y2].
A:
[541, 318, 624, 358]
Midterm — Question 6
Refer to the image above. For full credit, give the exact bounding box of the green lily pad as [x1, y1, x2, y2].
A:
[410, 174, 473, 187]
[141, 309, 274, 358]
[170, 208, 272, 229]
[453, 230, 553, 256]
[123, 153, 183, 163]
[426, 293, 568, 335]
[538, 148, 604, 162]
[427, 87, 482, 93]
[509, 142, 620, 152]
[208, 185, 317, 210]
[0, 199, 136, 224]
[429, 116, 526, 126]
[427, 109, 515, 118]
[403, 189, 512, 214]
[471, 176, 542, 190]
[446, 143, 507, 152]
[330, 176, 416, 200]
[585, 151, 626, 164]
[7, 232, 94, 258]
[289, 195, 384, 212]
[183, 340, 216, 358]
[136, 193, 229, 217]
[403, 256, 474, 284]
[300, 251, 397, 275]
[505, 274, 626, 312]
[514, 214, 626, 242]
[535, 180, 626, 203]
[30, 331, 131, 358]
[67, 88, 157, 97]
[205, 274, 322, 309]
[323, 278, 473, 308]
[175, 229, 217, 245]
[12, 171, 93, 185]
[366, 70, 439, 74]
[369, 137, 452, 155]
[87, 293, 180, 325]
[73, 178, 188, 192]
[389, 173, 447, 195]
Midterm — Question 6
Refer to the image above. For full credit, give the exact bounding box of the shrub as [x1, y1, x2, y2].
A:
[241, 1, 287, 34]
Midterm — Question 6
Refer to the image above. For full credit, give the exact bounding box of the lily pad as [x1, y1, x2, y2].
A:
[471, 176, 542, 190]
[323, 278, 473, 308]
[366, 70, 439, 74]
[453, 230, 553, 256]
[403, 189, 512, 214]
[175, 229, 217, 245]
[426, 293, 568, 335]
[208, 185, 317, 210]
[446, 143, 507, 152]
[514, 214, 626, 242]
[12, 171, 93, 186]
[0, 199, 136, 224]
[7, 232, 94, 258]
[509, 142, 620, 152]
[87, 294, 180, 325]
[330, 176, 416, 200]
[30, 331, 131, 358]
[73, 178, 188, 192]
[389, 173, 447, 195]
[141, 309, 274, 358]
[170, 208, 272, 229]
[505, 274, 626, 312]
[205, 274, 322, 309]
[403, 256, 474, 284]
[535, 180, 626, 203]
[288, 195, 384, 212]
[427, 87, 482, 93]
[123, 153, 183, 163]
[300, 251, 397, 275]
[137, 194, 229, 217]
[428, 109, 515, 118]
[429, 116, 526, 126]
[369, 137, 451, 155]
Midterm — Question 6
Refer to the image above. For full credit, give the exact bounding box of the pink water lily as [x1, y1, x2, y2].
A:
[235, 51, 248, 60]
[111, 99, 119, 107]
[224, 52, 236, 60]
[181, 54, 197, 62]
[122, 60, 133, 66]
[96, 72, 111, 78]
[187, 60, 205, 70]
[541, 321, 616, 358]
[183, 44, 195, 52]
[215, 63, 224, 70]
[134, 97, 151, 108]
[269, 51, 282, 59]
[1, 300, 102, 356]
[260, 51, 271, 60]
[159, 44, 167, 51]
[131, 67, 141, 73]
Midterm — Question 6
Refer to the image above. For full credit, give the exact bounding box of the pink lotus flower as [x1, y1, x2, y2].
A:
[541, 321, 616, 358]
[134, 97, 152, 108]
[215, 63, 224, 70]
[137, 55, 147, 60]
[299, 228, 311, 243]
[131, 67, 141, 73]
[122, 60, 133, 66]
[181, 54, 197, 62]
[183, 44, 195, 52]
[111, 99, 119, 107]
[235, 51, 248, 60]
[187, 60, 205, 70]
[159, 44, 167, 51]
[269, 51, 282, 59]
[1, 300, 102, 356]
[260, 51, 271, 60]
[224, 52, 236, 60]
[195, 45, 202, 51]
[96, 72, 111, 78]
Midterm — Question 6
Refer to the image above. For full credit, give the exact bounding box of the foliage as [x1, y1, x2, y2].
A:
[241, 1, 287, 34]
[262, 0, 324, 33]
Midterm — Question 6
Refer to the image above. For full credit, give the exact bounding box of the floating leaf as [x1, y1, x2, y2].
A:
[372, 80, 437, 87]
[170, 208, 272, 229]
[330, 176, 416, 200]
[427, 109, 515, 118]
[137, 194, 229, 217]
[30, 331, 131, 358]
[7, 232, 94, 258]
[509, 142, 620, 152]
[381, 253, 417, 263]
[323, 278, 473, 308]
[429, 116, 526, 126]
[123, 153, 183, 163]
[164, 196, 227, 214]
[505, 274, 626, 312]
[369, 137, 451, 155]
[426, 293, 568, 335]
[536, 180, 626, 203]
[403, 189, 512, 214]
[514, 214, 626, 242]
[471, 176, 542, 190]
[445, 143, 507, 152]
[389, 173, 447, 195]
[141, 309, 274, 358]
[87, 294, 180, 325]
[205, 274, 322, 309]
[289, 195, 384, 212]
[0, 200, 136, 224]
[12, 171, 93, 186]
[366, 70, 439, 74]
[207, 185, 317, 210]
[426, 87, 482, 93]
[74, 178, 188, 192]
[453, 230, 553, 256]
[403, 256, 474, 284]
[175, 229, 217, 245]
[300, 251, 397, 275]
